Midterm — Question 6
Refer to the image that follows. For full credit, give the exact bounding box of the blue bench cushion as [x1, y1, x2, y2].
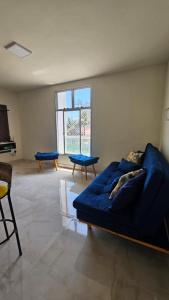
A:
[35, 151, 59, 160]
[69, 154, 99, 166]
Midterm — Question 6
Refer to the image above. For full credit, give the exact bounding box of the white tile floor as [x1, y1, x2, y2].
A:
[0, 160, 169, 300]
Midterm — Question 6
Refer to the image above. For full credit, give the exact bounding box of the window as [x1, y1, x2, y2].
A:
[56, 87, 91, 155]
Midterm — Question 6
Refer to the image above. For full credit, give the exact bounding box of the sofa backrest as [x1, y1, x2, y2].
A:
[135, 143, 166, 235]
[147, 149, 169, 234]
[142, 144, 164, 201]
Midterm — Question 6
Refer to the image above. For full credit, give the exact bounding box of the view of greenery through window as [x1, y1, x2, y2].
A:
[56, 88, 91, 155]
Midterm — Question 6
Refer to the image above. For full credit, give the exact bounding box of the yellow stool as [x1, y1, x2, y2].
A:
[0, 182, 8, 198]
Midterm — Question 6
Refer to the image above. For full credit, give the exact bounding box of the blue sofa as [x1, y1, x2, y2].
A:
[73, 144, 169, 253]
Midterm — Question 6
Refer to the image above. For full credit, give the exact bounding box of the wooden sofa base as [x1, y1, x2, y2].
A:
[79, 219, 169, 255]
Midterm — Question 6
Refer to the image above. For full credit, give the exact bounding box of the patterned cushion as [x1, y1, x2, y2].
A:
[127, 151, 142, 164]
[109, 169, 143, 199]
[109, 170, 146, 211]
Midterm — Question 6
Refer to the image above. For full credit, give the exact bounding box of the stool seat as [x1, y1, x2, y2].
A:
[35, 151, 59, 160]
[0, 182, 8, 199]
[35, 151, 59, 171]
[69, 154, 99, 179]
[69, 154, 99, 166]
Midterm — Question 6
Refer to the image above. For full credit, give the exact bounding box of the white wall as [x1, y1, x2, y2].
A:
[0, 88, 22, 161]
[160, 62, 169, 159]
[18, 64, 166, 170]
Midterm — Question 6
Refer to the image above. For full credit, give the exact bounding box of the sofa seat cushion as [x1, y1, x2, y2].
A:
[77, 162, 124, 198]
[73, 191, 134, 227]
[73, 162, 127, 215]
[73, 184, 112, 213]
[73, 181, 136, 230]
[103, 177, 119, 193]
[93, 162, 123, 186]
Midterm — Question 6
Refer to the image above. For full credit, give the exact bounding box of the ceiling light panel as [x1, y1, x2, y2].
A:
[4, 42, 32, 58]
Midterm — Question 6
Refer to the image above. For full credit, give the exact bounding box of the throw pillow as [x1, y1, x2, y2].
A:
[118, 159, 140, 173]
[127, 151, 142, 164]
[110, 170, 146, 211]
[109, 169, 143, 199]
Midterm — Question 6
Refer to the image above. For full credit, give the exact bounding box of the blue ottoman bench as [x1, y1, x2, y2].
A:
[35, 151, 59, 170]
[69, 154, 99, 179]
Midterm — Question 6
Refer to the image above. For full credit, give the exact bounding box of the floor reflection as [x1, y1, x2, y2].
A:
[59, 178, 89, 236]
[58, 177, 90, 219]
[59, 179, 77, 218]
[68, 219, 88, 236]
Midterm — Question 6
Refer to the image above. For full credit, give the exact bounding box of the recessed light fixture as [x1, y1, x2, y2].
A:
[4, 42, 32, 58]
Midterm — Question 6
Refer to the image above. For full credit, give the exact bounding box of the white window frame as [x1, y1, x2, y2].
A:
[55, 87, 92, 155]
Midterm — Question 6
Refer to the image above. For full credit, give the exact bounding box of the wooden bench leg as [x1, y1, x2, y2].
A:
[85, 166, 88, 180]
[38, 160, 42, 170]
[72, 163, 76, 175]
[54, 159, 58, 171]
[92, 164, 96, 176]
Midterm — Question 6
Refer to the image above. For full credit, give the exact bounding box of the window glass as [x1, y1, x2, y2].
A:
[56, 111, 64, 153]
[74, 88, 91, 108]
[64, 110, 80, 154]
[57, 90, 72, 109]
[81, 109, 91, 156]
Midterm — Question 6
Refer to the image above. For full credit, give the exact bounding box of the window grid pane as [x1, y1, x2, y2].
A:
[56, 111, 64, 154]
[74, 88, 91, 108]
[57, 90, 72, 109]
[81, 109, 91, 156]
[64, 110, 80, 154]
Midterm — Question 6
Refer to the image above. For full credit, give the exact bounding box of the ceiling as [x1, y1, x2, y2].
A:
[0, 0, 169, 91]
